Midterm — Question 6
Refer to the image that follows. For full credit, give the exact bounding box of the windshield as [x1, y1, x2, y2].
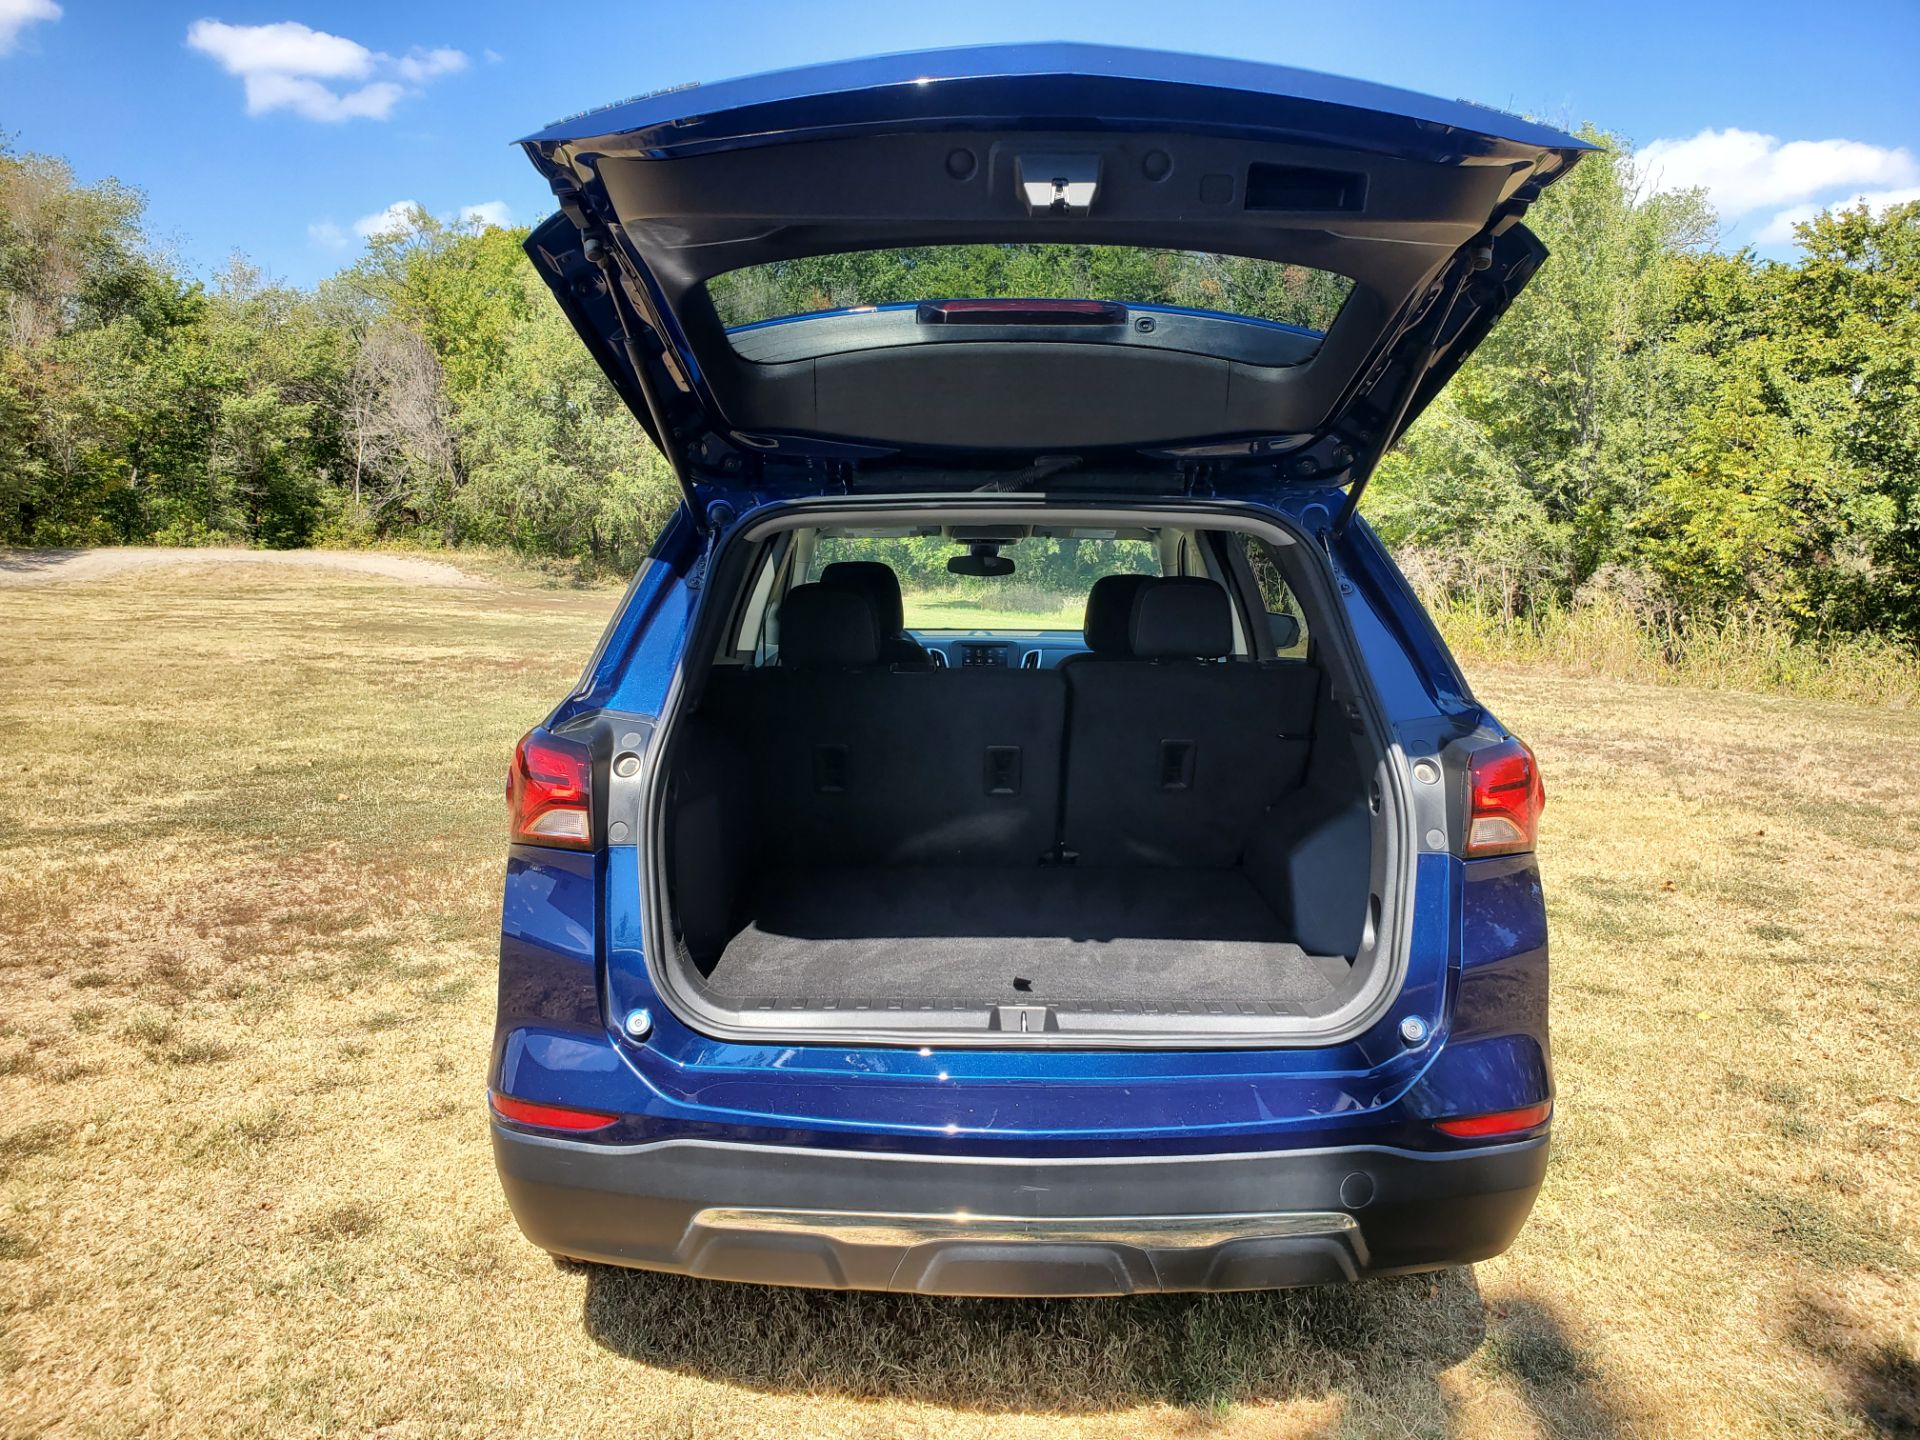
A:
[803, 528, 1161, 631]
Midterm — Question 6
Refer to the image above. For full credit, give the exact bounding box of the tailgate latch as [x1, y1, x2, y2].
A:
[992, 1004, 1058, 1034]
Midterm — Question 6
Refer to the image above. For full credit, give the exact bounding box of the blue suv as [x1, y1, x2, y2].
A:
[489, 45, 1568, 1297]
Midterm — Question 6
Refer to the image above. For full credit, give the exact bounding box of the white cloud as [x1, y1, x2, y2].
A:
[186, 18, 370, 79]
[0, 0, 62, 55]
[245, 72, 405, 122]
[1639, 127, 1920, 219]
[354, 200, 427, 240]
[307, 220, 349, 249]
[186, 18, 467, 122]
[394, 46, 466, 83]
[1756, 185, 1920, 245]
[345, 199, 509, 243]
[458, 200, 511, 230]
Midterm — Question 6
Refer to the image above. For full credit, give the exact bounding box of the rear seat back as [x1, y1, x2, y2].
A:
[706, 584, 1065, 867]
[697, 576, 1321, 874]
[1063, 577, 1321, 866]
[878, 669, 1065, 864]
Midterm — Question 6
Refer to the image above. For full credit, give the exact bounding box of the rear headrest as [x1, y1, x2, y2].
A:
[777, 584, 879, 668]
[1130, 577, 1233, 660]
[819, 561, 906, 637]
[1081, 573, 1153, 655]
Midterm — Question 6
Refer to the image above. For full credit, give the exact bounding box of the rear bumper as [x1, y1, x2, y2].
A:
[492, 1126, 1548, 1296]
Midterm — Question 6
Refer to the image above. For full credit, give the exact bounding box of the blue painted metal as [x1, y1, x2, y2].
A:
[1405, 855, 1552, 1121]
[549, 509, 699, 729]
[488, 504, 1553, 1161]
[1337, 515, 1480, 720]
[521, 42, 1591, 162]
[491, 846, 601, 1087]
[494, 845, 1549, 1158]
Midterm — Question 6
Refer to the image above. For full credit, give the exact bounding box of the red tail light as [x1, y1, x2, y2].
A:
[1465, 738, 1545, 857]
[508, 729, 593, 849]
[1434, 1101, 1553, 1139]
[489, 1091, 617, 1131]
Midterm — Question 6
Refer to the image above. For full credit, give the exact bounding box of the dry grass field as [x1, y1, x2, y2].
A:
[2, 557, 1917, 1439]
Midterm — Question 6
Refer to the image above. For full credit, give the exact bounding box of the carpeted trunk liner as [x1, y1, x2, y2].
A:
[704, 866, 1348, 1006]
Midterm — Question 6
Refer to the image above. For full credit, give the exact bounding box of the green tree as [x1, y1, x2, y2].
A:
[4, 131, 1919, 640]
[454, 266, 675, 567]
[706, 243, 1351, 332]
[1638, 202, 1920, 634]
[1368, 130, 1717, 610]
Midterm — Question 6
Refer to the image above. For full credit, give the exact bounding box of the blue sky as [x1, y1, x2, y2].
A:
[4, 0, 1918, 286]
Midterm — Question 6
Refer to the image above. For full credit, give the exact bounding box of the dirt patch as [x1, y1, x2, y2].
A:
[0, 546, 487, 588]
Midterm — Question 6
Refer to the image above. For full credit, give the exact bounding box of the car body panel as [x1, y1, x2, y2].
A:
[491, 844, 1543, 1159]
[491, 51, 1558, 1290]
[495, 844, 1545, 1157]
[492, 501, 1548, 1159]
[520, 43, 1588, 160]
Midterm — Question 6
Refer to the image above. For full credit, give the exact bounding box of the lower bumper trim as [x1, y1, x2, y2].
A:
[493, 1129, 1547, 1296]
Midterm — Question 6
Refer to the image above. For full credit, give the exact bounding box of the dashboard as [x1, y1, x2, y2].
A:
[908, 630, 1091, 671]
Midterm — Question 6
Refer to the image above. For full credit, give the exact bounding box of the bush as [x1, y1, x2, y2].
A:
[1432, 593, 1920, 708]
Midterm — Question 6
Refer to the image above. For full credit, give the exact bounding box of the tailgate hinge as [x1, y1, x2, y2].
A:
[1316, 523, 1355, 596]
[684, 521, 723, 591]
[548, 173, 711, 532]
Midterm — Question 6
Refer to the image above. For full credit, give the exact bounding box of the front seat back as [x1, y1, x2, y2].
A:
[818, 561, 933, 668]
[1059, 572, 1153, 668]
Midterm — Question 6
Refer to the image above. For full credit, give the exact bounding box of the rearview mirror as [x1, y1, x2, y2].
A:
[948, 551, 1015, 577]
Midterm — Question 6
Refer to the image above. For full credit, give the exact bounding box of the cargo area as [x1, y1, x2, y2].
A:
[658, 544, 1389, 1032]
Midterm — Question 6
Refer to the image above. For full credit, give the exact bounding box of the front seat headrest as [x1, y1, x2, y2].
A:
[818, 561, 908, 638]
[777, 584, 879, 668]
[1081, 573, 1153, 655]
[1130, 577, 1233, 660]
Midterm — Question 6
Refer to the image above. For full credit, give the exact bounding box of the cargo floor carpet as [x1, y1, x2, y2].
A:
[702, 866, 1348, 1007]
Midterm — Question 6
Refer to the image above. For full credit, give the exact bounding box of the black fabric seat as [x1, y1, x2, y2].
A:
[818, 561, 933, 669]
[673, 574, 1354, 973]
[1062, 577, 1321, 866]
[776, 582, 882, 668]
[706, 582, 1065, 868]
[1059, 572, 1152, 667]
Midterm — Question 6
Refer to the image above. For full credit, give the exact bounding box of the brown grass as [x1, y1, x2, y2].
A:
[1432, 595, 1920, 709]
[2, 567, 1917, 1438]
